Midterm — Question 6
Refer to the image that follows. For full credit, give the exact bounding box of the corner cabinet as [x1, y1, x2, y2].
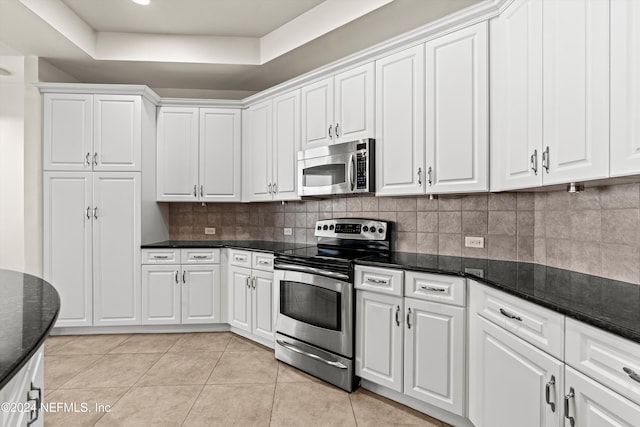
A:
[244, 91, 300, 202]
[301, 62, 375, 150]
[156, 106, 241, 202]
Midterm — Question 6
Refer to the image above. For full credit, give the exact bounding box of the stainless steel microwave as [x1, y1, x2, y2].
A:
[297, 139, 375, 196]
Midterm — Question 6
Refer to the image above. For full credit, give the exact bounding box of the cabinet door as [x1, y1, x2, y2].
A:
[156, 107, 199, 201]
[272, 90, 301, 201]
[301, 76, 334, 149]
[252, 269, 275, 342]
[490, 0, 543, 191]
[355, 291, 403, 392]
[93, 173, 141, 326]
[375, 45, 425, 196]
[426, 22, 488, 194]
[93, 95, 141, 172]
[404, 298, 465, 416]
[44, 172, 93, 327]
[200, 108, 241, 202]
[542, 0, 609, 184]
[334, 62, 375, 143]
[246, 100, 273, 201]
[142, 265, 181, 325]
[43, 93, 93, 171]
[610, 0, 640, 177]
[228, 265, 252, 332]
[182, 264, 221, 324]
[565, 366, 640, 427]
[468, 314, 563, 427]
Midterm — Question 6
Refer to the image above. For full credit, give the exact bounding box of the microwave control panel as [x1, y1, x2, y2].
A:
[356, 143, 367, 190]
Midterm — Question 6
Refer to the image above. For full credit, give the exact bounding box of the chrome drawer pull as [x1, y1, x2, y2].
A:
[154, 255, 169, 259]
[235, 256, 246, 262]
[499, 308, 522, 321]
[258, 260, 271, 265]
[623, 367, 640, 383]
[277, 340, 347, 369]
[193, 255, 208, 259]
[26, 382, 41, 426]
[421, 286, 445, 292]
[564, 388, 575, 427]
[367, 277, 389, 285]
[545, 375, 556, 412]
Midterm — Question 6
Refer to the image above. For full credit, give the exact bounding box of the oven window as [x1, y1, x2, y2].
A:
[302, 164, 346, 188]
[280, 281, 341, 331]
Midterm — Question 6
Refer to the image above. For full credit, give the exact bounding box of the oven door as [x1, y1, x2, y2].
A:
[275, 268, 353, 358]
[298, 152, 356, 196]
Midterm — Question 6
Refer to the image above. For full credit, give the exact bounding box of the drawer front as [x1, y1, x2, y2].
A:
[181, 248, 220, 264]
[142, 249, 179, 264]
[228, 249, 252, 268]
[469, 281, 565, 359]
[566, 318, 640, 405]
[354, 265, 403, 296]
[405, 271, 466, 306]
[252, 252, 274, 271]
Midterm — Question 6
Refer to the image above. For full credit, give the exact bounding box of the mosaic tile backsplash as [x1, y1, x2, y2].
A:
[168, 183, 640, 285]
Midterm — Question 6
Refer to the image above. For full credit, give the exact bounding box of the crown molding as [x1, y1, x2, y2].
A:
[157, 98, 243, 108]
[34, 82, 161, 104]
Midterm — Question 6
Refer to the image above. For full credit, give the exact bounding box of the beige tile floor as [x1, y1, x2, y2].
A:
[44, 332, 453, 427]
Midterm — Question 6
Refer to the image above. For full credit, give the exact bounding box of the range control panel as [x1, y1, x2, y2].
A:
[315, 218, 389, 241]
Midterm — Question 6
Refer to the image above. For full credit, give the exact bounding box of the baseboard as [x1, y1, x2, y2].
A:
[229, 327, 275, 350]
[51, 323, 231, 335]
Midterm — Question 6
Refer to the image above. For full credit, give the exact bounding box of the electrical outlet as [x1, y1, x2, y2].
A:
[464, 267, 485, 278]
[465, 236, 484, 248]
[204, 227, 216, 235]
[283, 228, 293, 236]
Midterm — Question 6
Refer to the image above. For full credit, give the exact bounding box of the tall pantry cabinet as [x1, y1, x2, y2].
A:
[41, 85, 163, 328]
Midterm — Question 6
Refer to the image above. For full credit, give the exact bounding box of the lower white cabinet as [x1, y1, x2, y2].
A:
[228, 251, 275, 344]
[141, 249, 221, 325]
[1, 346, 44, 427]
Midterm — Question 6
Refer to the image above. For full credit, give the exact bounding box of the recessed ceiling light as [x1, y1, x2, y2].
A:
[132, 0, 150, 5]
[0, 68, 11, 76]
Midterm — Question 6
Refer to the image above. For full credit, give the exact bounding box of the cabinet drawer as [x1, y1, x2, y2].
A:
[181, 248, 220, 264]
[354, 265, 403, 296]
[142, 249, 179, 264]
[566, 318, 640, 405]
[469, 281, 564, 359]
[228, 249, 252, 268]
[405, 271, 466, 306]
[252, 252, 274, 271]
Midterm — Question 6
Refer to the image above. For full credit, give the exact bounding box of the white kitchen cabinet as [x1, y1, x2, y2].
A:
[156, 106, 241, 202]
[404, 298, 465, 416]
[1, 346, 44, 427]
[301, 62, 374, 149]
[44, 172, 141, 327]
[44, 93, 141, 172]
[141, 249, 222, 325]
[375, 44, 425, 196]
[245, 91, 300, 202]
[564, 366, 640, 427]
[469, 314, 563, 427]
[425, 21, 488, 194]
[92, 173, 141, 326]
[228, 265, 252, 332]
[251, 269, 275, 342]
[356, 291, 404, 392]
[610, 0, 640, 177]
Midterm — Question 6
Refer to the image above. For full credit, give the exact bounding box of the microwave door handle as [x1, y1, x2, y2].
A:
[348, 153, 355, 191]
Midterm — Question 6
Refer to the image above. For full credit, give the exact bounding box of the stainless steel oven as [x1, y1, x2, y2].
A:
[274, 218, 391, 392]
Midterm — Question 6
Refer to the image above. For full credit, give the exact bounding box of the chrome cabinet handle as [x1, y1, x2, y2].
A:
[85, 152, 91, 166]
[273, 182, 278, 194]
[252, 276, 256, 289]
[26, 382, 41, 426]
[531, 149, 538, 175]
[427, 166, 433, 186]
[277, 339, 347, 369]
[193, 185, 197, 197]
[200, 185, 204, 197]
[564, 387, 575, 427]
[86, 206, 91, 220]
[623, 367, 640, 383]
[542, 146, 550, 173]
[417, 167, 422, 186]
[93, 152, 98, 166]
[421, 285, 445, 292]
[175, 271, 179, 284]
[268, 183, 272, 195]
[406, 308, 412, 329]
[93, 207, 98, 219]
[246, 276, 251, 288]
[395, 305, 400, 327]
[182, 271, 186, 284]
[335, 123, 340, 138]
[328, 124, 333, 139]
[367, 277, 389, 285]
[499, 308, 522, 321]
[545, 375, 556, 412]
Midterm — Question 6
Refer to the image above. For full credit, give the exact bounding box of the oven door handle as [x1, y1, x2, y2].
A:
[276, 340, 348, 370]
[275, 263, 349, 281]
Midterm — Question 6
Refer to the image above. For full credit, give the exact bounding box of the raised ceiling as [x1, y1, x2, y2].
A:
[0, 0, 483, 97]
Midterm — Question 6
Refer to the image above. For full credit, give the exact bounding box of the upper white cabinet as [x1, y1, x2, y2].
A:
[425, 21, 488, 194]
[491, 0, 610, 190]
[375, 44, 426, 196]
[301, 62, 374, 149]
[156, 106, 241, 202]
[245, 91, 301, 202]
[44, 93, 141, 172]
[610, 0, 640, 177]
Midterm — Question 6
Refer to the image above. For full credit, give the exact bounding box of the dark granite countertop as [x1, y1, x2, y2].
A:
[141, 240, 311, 254]
[0, 269, 60, 389]
[357, 252, 640, 345]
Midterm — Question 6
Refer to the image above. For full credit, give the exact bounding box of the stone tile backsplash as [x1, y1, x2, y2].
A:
[168, 183, 640, 284]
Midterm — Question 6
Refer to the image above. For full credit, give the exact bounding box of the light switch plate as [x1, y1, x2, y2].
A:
[284, 228, 293, 236]
[204, 227, 216, 235]
[465, 236, 484, 248]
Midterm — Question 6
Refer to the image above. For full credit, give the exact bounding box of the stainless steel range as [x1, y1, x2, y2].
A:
[274, 218, 391, 391]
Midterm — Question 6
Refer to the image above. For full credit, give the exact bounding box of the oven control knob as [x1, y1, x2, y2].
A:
[362, 226, 368, 232]
[378, 228, 384, 234]
[329, 225, 334, 230]
[323, 225, 328, 230]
